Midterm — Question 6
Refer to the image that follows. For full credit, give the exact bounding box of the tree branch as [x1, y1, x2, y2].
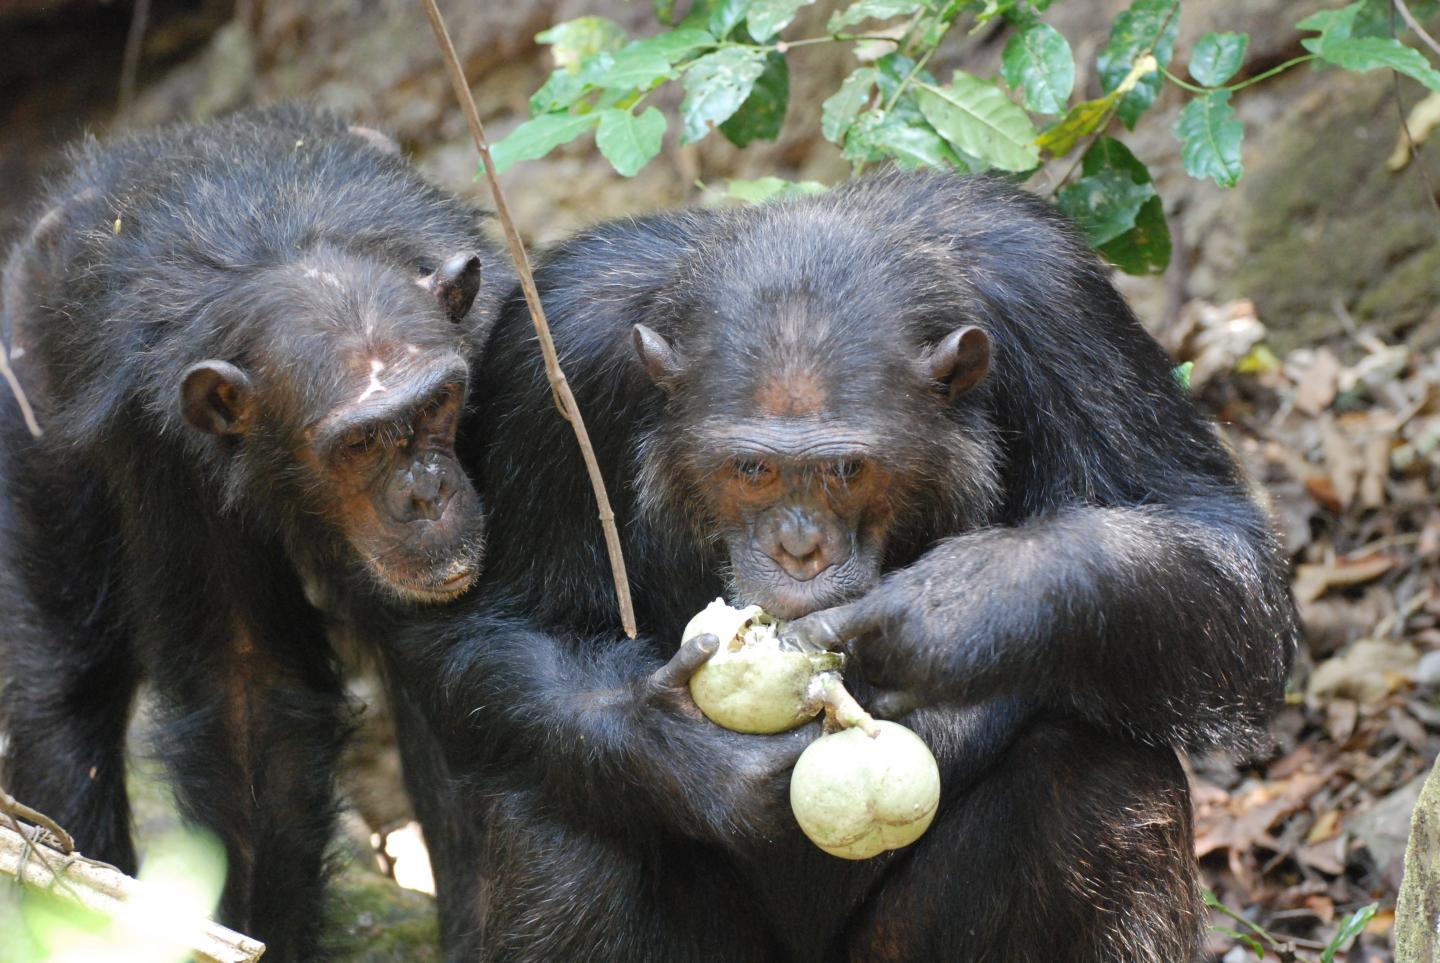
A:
[417, 0, 637, 638]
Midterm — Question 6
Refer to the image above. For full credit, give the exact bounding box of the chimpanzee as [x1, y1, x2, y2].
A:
[0, 105, 507, 959]
[380, 169, 1300, 962]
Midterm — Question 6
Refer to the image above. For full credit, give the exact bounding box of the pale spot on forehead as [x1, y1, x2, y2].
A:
[753, 368, 828, 417]
[405, 344, 420, 355]
[356, 358, 389, 403]
[302, 266, 343, 290]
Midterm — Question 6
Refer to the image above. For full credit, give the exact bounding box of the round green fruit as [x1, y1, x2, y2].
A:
[683, 598, 841, 734]
[789, 720, 940, 860]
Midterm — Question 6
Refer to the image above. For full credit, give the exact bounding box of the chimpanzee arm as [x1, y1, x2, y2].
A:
[384, 606, 813, 848]
[785, 493, 1297, 752]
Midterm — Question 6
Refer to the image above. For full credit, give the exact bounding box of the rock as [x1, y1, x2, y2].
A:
[1396, 757, 1440, 962]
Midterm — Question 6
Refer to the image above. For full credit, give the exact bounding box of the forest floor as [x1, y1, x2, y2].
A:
[1170, 299, 1439, 962]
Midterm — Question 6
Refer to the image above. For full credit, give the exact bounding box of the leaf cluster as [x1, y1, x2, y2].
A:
[493, 0, 1440, 274]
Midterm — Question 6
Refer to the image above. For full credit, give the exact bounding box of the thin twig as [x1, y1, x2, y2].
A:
[1395, 0, 1440, 61]
[418, 0, 637, 639]
[117, 0, 151, 115]
[0, 342, 41, 438]
[1, 786, 75, 853]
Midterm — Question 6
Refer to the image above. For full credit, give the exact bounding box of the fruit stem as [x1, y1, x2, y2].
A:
[817, 672, 881, 738]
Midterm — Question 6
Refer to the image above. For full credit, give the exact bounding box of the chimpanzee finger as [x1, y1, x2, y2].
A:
[870, 689, 927, 720]
[778, 603, 875, 653]
[648, 634, 720, 692]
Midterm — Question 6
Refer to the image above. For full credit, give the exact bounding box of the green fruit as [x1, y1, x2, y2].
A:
[683, 598, 841, 734]
[789, 720, 940, 860]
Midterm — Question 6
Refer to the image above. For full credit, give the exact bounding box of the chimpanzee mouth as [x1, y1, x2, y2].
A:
[373, 559, 479, 604]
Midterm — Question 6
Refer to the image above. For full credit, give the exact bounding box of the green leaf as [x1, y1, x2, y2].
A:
[491, 112, 600, 173]
[529, 69, 590, 115]
[1354, 0, 1440, 36]
[721, 51, 790, 146]
[1175, 89, 1243, 187]
[579, 48, 674, 91]
[746, 0, 815, 40]
[867, 103, 964, 169]
[595, 107, 667, 176]
[725, 176, 829, 203]
[680, 47, 769, 144]
[1298, 2, 1440, 89]
[914, 73, 1041, 171]
[1096, 0, 1179, 128]
[1057, 168, 1153, 246]
[822, 67, 877, 143]
[1189, 31, 1248, 87]
[1037, 92, 1119, 155]
[707, 0, 754, 38]
[1172, 361, 1194, 390]
[1081, 136, 1170, 274]
[1320, 904, 1378, 963]
[655, 0, 678, 25]
[1001, 23, 1075, 115]
[827, 0, 925, 33]
[1315, 37, 1440, 92]
[536, 16, 627, 71]
[627, 28, 717, 65]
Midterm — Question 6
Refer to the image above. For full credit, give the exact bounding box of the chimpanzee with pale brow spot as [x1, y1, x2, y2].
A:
[0, 105, 507, 960]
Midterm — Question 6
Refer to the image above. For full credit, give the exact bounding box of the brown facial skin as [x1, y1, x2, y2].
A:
[178, 250, 489, 605]
[634, 322, 990, 621]
[703, 428, 894, 619]
[305, 355, 484, 602]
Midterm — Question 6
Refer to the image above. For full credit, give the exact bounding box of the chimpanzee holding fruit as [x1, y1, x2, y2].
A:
[383, 170, 1299, 962]
[0, 106, 504, 960]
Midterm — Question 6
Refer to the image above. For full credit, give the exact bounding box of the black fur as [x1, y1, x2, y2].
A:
[383, 170, 1299, 961]
[0, 105, 507, 960]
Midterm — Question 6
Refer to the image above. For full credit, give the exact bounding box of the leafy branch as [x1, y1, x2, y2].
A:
[490, 0, 1440, 277]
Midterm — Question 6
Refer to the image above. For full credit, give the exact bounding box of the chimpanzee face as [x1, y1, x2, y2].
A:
[178, 251, 488, 603]
[633, 322, 990, 620]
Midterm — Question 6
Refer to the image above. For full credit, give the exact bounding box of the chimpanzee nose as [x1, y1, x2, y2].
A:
[395, 459, 451, 523]
[771, 518, 831, 581]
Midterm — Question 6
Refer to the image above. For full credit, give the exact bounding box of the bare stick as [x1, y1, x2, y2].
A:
[1, 786, 74, 853]
[0, 821, 265, 963]
[0, 342, 41, 437]
[1395, 0, 1440, 61]
[117, 0, 152, 115]
[419, 0, 636, 638]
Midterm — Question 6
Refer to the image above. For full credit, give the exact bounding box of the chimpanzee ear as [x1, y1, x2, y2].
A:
[180, 361, 255, 436]
[632, 324, 687, 392]
[924, 325, 990, 400]
[424, 251, 483, 322]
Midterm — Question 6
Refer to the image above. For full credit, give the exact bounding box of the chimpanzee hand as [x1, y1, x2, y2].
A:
[638, 634, 818, 846]
[779, 580, 950, 712]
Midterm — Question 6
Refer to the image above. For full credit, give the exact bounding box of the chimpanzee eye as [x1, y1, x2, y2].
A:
[732, 459, 773, 485]
[827, 459, 864, 483]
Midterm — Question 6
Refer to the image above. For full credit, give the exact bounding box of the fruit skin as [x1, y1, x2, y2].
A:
[683, 597, 842, 734]
[689, 645, 824, 734]
[789, 720, 941, 860]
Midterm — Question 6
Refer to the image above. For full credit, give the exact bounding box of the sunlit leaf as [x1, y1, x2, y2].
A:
[915, 72, 1040, 171]
[596, 107, 667, 176]
[491, 112, 601, 172]
[747, 0, 815, 40]
[536, 16, 626, 72]
[822, 67, 877, 143]
[1001, 22, 1074, 115]
[725, 176, 829, 202]
[680, 47, 769, 144]
[721, 51, 789, 146]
